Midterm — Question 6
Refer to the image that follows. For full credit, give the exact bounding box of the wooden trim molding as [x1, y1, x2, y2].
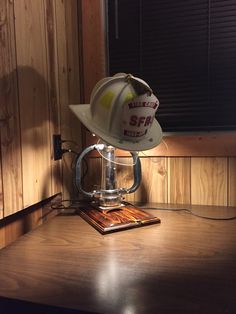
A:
[85, 131, 236, 157]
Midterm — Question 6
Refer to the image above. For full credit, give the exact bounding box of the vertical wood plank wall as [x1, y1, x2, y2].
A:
[81, 0, 107, 103]
[85, 155, 236, 207]
[0, 0, 81, 217]
[53, 0, 81, 198]
[229, 158, 236, 206]
[0, 0, 23, 216]
[14, 0, 53, 207]
[0, 0, 81, 247]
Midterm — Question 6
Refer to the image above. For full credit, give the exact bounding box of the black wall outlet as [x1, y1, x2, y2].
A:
[53, 134, 63, 160]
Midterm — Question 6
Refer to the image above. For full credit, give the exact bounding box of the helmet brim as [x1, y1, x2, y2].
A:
[70, 104, 163, 151]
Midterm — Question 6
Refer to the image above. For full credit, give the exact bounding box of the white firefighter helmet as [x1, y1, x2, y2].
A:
[69, 73, 162, 151]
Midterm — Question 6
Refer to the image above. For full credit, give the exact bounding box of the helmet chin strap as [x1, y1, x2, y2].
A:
[125, 74, 153, 96]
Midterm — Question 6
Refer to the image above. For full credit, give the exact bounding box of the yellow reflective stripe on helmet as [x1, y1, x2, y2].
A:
[99, 91, 115, 110]
[124, 92, 136, 103]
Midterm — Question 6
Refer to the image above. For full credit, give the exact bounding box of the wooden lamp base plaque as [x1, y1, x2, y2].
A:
[77, 202, 161, 234]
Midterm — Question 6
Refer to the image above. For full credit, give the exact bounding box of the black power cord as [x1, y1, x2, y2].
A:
[123, 202, 236, 221]
[51, 200, 236, 221]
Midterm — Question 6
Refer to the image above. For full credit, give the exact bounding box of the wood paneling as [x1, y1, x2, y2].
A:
[0, 0, 82, 246]
[63, 0, 82, 199]
[86, 132, 236, 157]
[65, 0, 81, 105]
[229, 157, 236, 206]
[0, 0, 23, 216]
[14, 0, 52, 207]
[54, 0, 71, 199]
[54, 0, 82, 199]
[44, 0, 61, 196]
[191, 158, 228, 206]
[1, 0, 82, 223]
[84, 155, 236, 207]
[81, 0, 107, 102]
[168, 157, 191, 204]
[148, 133, 236, 157]
[134, 157, 168, 203]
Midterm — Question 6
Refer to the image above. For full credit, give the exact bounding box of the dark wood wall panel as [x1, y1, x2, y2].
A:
[229, 157, 236, 206]
[44, 0, 62, 196]
[54, 0, 82, 199]
[86, 156, 235, 206]
[0, 0, 23, 216]
[1, 0, 82, 217]
[168, 157, 191, 204]
[0, 0, 82, 247]
[14, 0, 53, 207]
[81, 0, 107, 103]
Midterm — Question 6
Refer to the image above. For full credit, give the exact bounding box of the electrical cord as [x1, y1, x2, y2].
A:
[61, 139, 80, 147]
[145, 207, 236, 220]
[50, 199, 82, 212]
[59, 138, 89, 194]
[62, 149, 79, 155]
[123, 202, 236, 221]
[59, 139, 82, 160]
[51, 200, 236, 221]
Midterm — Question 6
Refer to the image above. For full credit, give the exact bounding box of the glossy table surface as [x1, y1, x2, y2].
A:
[0, 206, 236, 313]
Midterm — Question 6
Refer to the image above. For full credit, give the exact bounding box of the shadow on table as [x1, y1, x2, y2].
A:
[0, 296, 99, 314]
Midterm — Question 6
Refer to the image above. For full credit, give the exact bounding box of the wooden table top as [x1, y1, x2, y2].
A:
[0, 206, 236, 313]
